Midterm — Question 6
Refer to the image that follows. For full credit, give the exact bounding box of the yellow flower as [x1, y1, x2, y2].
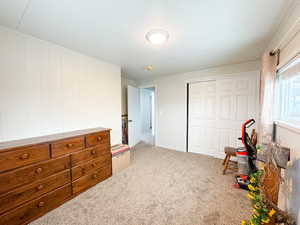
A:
[247, 193, 255, 200]
[241, 220, 247, 225]
[250, 177, 256, 183]
[253, 209, 259, 216]
[262, 217, 270, 223]
[268, 209, 276, 217]
[248, 184, 256, 191]
[250, 221, 255, 225]
[253, 204, 260, 209]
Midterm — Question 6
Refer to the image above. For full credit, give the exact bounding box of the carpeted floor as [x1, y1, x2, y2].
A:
[31, 143, 252, 225]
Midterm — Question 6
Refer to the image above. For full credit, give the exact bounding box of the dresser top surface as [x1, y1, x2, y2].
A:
[0, 127, 110, 151]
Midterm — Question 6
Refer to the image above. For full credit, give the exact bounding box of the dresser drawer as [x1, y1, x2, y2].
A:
[72, 166, 111, 194]
[51, 136, 84, 158]
[0, 184, 72, 225]
[0, 144, 50, 173]
[71, 145, 110, 167]
[72, 155, 111, 180]
[0, 170, 71, 215]
[0, 156, 70, 195]
[86, 131, 110, 148]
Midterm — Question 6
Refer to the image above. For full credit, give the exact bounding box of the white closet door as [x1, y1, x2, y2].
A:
[189, 81, 217, 155]
[188, 76, 257, 158]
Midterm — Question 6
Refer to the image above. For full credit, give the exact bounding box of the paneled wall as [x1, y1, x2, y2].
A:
[0, 26, 122, 145]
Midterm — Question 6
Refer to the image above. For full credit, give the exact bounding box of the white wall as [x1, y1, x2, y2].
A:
[121, 76, 138, 115]
[267, 2, 300, 223]
[276, 126, 300, 224]
[139, 61, 260, 151]
[0, 26, 122, 145]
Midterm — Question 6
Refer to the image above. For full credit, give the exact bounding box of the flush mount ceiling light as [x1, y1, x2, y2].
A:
[144, 65, 153, 71]
[145, 29, 169, 45]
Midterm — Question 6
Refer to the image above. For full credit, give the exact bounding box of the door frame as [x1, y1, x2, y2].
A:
[139, 84, 158, 146]
[186, 83, 189, 152]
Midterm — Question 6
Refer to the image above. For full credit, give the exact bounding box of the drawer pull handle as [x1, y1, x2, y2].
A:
[36, 185, 44, 191]
[37, 201, 45, 208]
[97, 136, 102, 141]
[66, 143, 73, 148]
[91, 149, 96, 155]
[20, 153, 30, 160]
[92, 174, 98, 179]
[35, 167, 43, 174]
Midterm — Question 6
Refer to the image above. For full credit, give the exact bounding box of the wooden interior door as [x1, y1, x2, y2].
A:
[188, 75, 258, 158]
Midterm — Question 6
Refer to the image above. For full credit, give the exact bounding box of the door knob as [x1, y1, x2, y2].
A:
[37, 201, 45, 207]
[20, 153, 30, 160]
[128, 120, 133, 122]
[36, 185, 44, 191]
[66, 143, 73, 148]
[35, 167, 43, 174]
[91, 149, 96, 155]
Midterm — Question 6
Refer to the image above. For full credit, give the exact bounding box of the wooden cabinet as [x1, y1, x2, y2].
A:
[51, 136, 85, 158]
[0, 127, 112, 225]
[0, 171, 70, 215]
[0, 144, 50, 172]
[72, 154, 111, 180]
[0, 156, 70, 195]
[72, 165, 111, 194]
[86, 131, 110, 147]
[71, 145, 110, 166]
[0, 185, 72, 225]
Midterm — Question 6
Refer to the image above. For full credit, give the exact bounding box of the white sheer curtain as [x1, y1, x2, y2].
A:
[259, 52, 279, 144]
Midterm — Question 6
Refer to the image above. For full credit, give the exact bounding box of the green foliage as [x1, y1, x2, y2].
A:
[241, 170, 276, 225]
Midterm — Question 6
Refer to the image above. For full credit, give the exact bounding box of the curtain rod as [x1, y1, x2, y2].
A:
[269, 49, 280, 56]
[269, 49, 281, 66]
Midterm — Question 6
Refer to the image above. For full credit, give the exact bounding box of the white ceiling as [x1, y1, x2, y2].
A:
[0, 0, 294, 80]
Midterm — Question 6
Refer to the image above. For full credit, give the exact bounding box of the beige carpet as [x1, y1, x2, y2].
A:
[31, 143, 252, 225]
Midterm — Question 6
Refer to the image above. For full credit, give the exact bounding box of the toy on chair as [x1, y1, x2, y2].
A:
[234, 119, 258, 190]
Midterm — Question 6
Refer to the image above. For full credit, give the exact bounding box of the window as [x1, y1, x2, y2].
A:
[277, 55, 300, 125]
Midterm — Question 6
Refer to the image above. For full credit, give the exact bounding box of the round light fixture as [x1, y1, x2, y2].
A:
[146, 29, 169, 45]
[144, 65, 153, 71]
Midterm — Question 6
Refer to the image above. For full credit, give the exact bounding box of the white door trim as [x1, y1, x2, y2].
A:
[185, 71, 259, 84]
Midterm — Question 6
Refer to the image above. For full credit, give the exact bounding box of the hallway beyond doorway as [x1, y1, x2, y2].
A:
[140, 87, 155, 145]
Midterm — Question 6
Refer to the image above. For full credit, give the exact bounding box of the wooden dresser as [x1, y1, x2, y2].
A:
[0, 127, 112, 225]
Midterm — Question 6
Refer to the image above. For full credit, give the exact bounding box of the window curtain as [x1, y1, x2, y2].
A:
[259, 52, 279, 144]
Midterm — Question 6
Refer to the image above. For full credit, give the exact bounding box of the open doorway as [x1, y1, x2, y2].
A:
[140, 87, 155, 145]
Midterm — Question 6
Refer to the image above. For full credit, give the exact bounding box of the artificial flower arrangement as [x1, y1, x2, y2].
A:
[241, 170, 276, 225]
[241, 169, 295, 225]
